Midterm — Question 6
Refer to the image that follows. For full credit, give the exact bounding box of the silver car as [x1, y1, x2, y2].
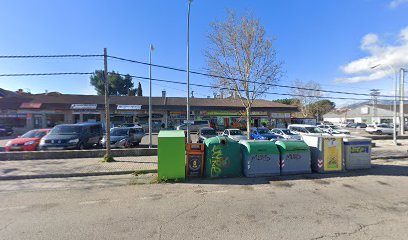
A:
[222, 129, 247, 141]
[271, 128, 302, 140]
[101, 127, 145, 148]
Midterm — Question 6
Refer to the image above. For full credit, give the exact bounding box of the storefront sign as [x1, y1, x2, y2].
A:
[201, 110, 267, 116]
[20, 102, 42, 109]
[117, 105, 142, 110]
[270, 113, 291, 119]
[70, 104, 97, 110]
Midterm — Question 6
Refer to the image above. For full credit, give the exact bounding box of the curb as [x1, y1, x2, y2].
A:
[372, 155, 408, 160]
[0, 169, 157, 181]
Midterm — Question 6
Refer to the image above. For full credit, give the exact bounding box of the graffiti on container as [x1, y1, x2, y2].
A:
[350, 146, 369, 154]
[210, 145, 231, 177]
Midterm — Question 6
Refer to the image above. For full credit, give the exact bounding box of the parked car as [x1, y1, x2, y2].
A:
[318, 125, 350, 135]
[222, 129, 247, 141]
[197, 127, 217, 143]
[271, 128, 302, 140]
[288, 124, 326, 135]
[348, 123, 367, 128]
[101, 127, 145, 148]
[39, 122, 103, 150]
[176, 120, 210, 132]
[5, 129, 50, 151]
[250, 127, 282, 140]
[0, 125, 13, 136]
[119, 123, 141, 128]
[365, 124, 396, 135]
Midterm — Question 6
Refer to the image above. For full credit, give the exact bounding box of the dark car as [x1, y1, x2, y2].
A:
[349, 123, 367, 128]
[197, 127, 217, 143]
[250, 127, 283, 140]
[39, 123, 103, 150]
[0, 125, 14, 136]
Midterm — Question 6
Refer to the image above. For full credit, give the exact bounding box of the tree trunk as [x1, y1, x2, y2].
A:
[246, 107, 251, 139]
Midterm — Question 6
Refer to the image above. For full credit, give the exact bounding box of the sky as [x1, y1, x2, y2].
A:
[0, 0, 407, 106]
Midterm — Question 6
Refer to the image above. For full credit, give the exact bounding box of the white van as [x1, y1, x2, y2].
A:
[287, 124, 325, 135]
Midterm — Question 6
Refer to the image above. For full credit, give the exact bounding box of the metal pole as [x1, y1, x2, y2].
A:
[149, 44, 154, 148]
[104, 48, 111, 156]
[186, 0, 192, 143]
[393, 72, 397, 145]
[400, 68, 405, 135]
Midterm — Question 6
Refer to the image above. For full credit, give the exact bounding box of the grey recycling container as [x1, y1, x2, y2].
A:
[275, 140, 311, 175]
[343, 137, 371, 170]
[302, 135, 344, 173]
[240, 140, 280, 177]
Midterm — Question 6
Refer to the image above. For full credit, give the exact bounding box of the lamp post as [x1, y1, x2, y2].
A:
[149, 44, 154, 148]
[371, 63, 398, 145]
[186, 0, 192, 143]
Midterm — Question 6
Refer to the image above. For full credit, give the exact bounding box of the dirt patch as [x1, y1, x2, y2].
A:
[313, 179, 331, 185]
[272, 181, 294, 188]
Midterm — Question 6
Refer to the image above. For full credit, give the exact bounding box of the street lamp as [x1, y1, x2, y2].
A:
[370, 63, 398, 145]
[149, 44, 154, 148]
[186, 0, 192, 143]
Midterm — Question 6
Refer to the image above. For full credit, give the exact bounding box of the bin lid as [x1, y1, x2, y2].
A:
[240, 140, 279, 154]
[275, 140, 310, 151]
[158, 130, 185, 138]
[204, 135, 237, 147]
[343, 137, 371, 145]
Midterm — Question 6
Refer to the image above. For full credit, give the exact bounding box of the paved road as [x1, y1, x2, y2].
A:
[0, 159, 407, 240]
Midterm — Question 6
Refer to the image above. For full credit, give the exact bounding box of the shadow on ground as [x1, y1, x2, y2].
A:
[182, 163, 408, 186]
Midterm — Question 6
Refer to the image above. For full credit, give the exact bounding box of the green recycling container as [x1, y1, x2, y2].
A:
[275, 140, 311, 175]
[204, 136, 242, 178]
[240, 140, 280, 177]
[158, 130, 186, 181]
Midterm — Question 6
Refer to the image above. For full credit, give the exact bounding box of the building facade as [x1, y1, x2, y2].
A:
[323, 104, 408, 125]
[0, 92, 298, 133]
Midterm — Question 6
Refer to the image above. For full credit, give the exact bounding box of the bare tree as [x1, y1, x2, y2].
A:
[291, 80, 322, 118]
[205, 11, 282, 138]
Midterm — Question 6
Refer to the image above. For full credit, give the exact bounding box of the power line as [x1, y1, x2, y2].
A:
[107, 55, 396, 98]
[0, 54, 103, 59]
[119, 73, 375, 101]
[0, 72, 93, 77]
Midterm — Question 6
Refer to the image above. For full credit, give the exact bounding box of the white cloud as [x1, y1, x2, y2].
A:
[389, 0, 408, 8]
[335, 26, 408, 83]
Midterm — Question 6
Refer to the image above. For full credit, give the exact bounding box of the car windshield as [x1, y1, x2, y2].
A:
[305, 127, 324, 133]
[201, 129, 216, 135]
[21, 130, 47, 138]
[257, 128, 269, 134]
[281, 129, 294, 135]
[329, 126, 339, 129]
[230, 130, 243, 135]
[111, 128, 129, 136]
[50, 126, 82, 135]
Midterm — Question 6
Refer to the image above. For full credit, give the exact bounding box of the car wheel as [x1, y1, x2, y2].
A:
[376, 130, 382, 135]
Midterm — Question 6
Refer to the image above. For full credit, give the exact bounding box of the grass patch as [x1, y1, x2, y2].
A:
[100, 154, 115, 162]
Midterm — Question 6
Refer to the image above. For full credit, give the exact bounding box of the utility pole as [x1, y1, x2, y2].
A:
[186, 0, 192, 143]
[104, 48, 111, 158]
[369, 89, 380, 124]
[400, 68, 405, 135]
[149, 44, 154, 148]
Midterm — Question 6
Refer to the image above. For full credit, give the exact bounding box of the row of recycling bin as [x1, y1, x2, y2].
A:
[157, 130, 372, 180]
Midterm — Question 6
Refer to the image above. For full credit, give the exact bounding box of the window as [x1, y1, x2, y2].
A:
[129, 128, 136, 135]
[90, 125, 101, 134]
